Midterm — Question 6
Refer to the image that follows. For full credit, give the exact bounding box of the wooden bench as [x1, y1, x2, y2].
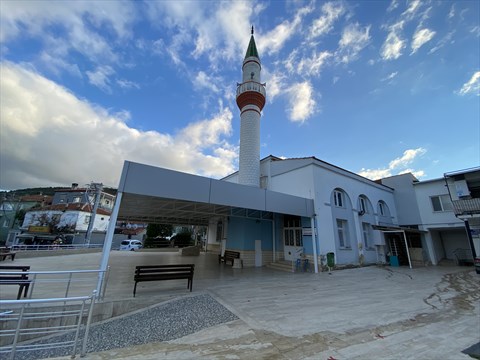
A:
[133, 264, 194, 297]
[218, 250, 240, 266]
[0, 247, 17, 261]
[0, 266, 31, 300]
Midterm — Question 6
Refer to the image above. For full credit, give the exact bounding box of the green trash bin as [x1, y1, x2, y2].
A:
[327, 252, 335, 268]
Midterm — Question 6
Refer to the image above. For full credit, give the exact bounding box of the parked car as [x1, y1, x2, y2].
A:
[119, 239, 143, 251]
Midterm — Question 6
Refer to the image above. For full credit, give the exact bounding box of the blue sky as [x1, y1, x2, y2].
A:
[1, 0, 479, 190]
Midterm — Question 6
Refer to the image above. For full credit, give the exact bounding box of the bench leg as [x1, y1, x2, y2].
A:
[133, 282, 138, 297]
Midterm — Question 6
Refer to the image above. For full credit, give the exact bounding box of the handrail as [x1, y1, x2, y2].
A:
[0, 290, 97, 359]
[0, 269, 108, 300]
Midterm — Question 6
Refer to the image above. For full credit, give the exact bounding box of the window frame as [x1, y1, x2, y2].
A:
[336, 219, 350, 249]
[430, 195, 453, 212]
[334, 190, 344, 208]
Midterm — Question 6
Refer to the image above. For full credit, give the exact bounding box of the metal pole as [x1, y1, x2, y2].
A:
[96, 192, 122, 297]
[272, 215, 276, 263]
[402, 230, 412, 269]
[84, 183, 103, 247]
[463, 220, 477, 258]
[311, 215, 318, 273]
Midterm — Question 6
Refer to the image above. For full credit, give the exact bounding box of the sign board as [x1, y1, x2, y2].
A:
[28, 226, 51, 233]
[302, 227, 316, 236]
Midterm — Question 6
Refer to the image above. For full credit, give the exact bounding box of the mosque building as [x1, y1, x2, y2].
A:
[102, 29, 479, 274]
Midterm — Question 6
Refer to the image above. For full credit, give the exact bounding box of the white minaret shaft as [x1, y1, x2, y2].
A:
[236, 27, 266, 187]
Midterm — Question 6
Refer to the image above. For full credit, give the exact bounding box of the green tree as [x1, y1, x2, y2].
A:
[146, 224, 173, 238]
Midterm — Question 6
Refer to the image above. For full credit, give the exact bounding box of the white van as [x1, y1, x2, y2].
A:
[119, 239, 143, 251]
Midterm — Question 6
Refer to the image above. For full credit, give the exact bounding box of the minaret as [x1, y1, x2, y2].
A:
[236, 27, 266, 187]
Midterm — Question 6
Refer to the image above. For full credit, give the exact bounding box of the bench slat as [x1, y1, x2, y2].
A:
[133, 264, 194, 297]
[0, 266, 31, 299]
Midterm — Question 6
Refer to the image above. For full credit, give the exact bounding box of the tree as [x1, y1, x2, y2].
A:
[146, 224, 173, 238]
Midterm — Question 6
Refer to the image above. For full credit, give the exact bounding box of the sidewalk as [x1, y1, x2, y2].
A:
[5, 250, 480, 359]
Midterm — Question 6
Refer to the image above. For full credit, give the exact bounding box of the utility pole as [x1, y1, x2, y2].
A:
[84, 183, 103, 247]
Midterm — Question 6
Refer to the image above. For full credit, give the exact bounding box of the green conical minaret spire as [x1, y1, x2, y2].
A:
[244, 26, 259, 60]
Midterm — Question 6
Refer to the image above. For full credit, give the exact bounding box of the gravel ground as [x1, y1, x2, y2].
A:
[8, 294, 238, 360]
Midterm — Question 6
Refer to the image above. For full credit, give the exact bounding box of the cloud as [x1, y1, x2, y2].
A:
[381, 22, 406, 60]
[0, 62, 236, 190]
[308, 2, 346, 39]
[286, 81, 317, 123]
[382, 72, 398, 81]
[86, 66, 115, 93]
[457, 71, 480, 96]
[336, 23, 371, 63]
[260, 3, 314, 55]
[358, 148, 427, 180]
[411, 28, 436, 54]
[0, 1, 136, 65]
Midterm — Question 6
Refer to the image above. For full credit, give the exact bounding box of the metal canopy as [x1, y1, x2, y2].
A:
[115, 161, 315, 225]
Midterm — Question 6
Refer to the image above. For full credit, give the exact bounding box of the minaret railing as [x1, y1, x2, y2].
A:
[236, 81, 266, 98]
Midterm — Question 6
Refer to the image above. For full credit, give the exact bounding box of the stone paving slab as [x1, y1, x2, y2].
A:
[3, 251, 479, 359]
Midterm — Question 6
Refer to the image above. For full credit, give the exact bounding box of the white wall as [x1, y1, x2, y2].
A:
[414, 179, 464, 228]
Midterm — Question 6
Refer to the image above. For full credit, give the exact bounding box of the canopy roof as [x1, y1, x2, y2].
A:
[116, 161, 314, 226]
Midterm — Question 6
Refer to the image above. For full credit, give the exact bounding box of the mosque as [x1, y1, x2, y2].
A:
[101, 29, 478, 274]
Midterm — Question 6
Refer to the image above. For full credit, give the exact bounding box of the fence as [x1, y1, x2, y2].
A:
[0, 291, 96, 359]
[0, 268, 109, 301]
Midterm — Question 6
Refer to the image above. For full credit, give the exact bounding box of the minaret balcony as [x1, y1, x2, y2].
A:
[236, 81, 266, 110]
[236, 81, 266, 98]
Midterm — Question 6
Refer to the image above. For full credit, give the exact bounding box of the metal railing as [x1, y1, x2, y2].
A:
[9, 244, 104, 251]
[0, 268, 109, 301]
[452, 198, 480, 216]
[236, 80, 266, 97]
[0, 291, 96, 359]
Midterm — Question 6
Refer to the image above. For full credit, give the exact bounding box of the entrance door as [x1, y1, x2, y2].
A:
[284, 228, 303, 261]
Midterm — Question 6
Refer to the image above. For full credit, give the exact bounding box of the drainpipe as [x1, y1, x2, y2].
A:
[311, 215, 318, 273]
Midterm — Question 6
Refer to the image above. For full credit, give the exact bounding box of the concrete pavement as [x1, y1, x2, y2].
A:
[3, 250, 480, 359]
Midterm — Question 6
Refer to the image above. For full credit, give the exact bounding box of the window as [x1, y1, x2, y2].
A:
[283, 215, 303, 247]
[3, 219, 10, 228]
[84, 215, 91, 225]
[359, 197, 368, 214]
[336, 219, 350, 248]
[334, 190, 344, 207]
[73, 197, 81, 203]
[378, 201, 385, 216]
[431, 195, 453, 212]
[362, 222, 372, 249]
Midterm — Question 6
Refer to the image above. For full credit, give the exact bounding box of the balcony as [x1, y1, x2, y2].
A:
[452, 198, 480, 216]
[236, 81, 266, 98]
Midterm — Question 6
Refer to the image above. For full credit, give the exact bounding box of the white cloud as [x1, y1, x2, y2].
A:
[411, 28, 436, 54]
[86, 66, 115, 93]
[336, 23, 371, 63]
[457, 71, 480, 96]
[298, 51, 332, 76]
[358, 148, 427, 180]
[193, 71, 220, 93]
[0, 62, 236, 190]
[381, 22, 406, 60]
[116, 79, 140, 90]
[308, 2, 345, 39]
[0, 1, 135, 64]
[286, 81, 317, 123]
[264, 70, 286, 102]
[387, 0, 399, 13]
[402, 0, 421, 19]
[260, 3, 314, 55]
[448, 4, 455, 19]
[382, 72, 398, 81]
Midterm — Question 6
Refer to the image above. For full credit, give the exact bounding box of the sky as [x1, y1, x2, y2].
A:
[1, 0, 479, 191]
